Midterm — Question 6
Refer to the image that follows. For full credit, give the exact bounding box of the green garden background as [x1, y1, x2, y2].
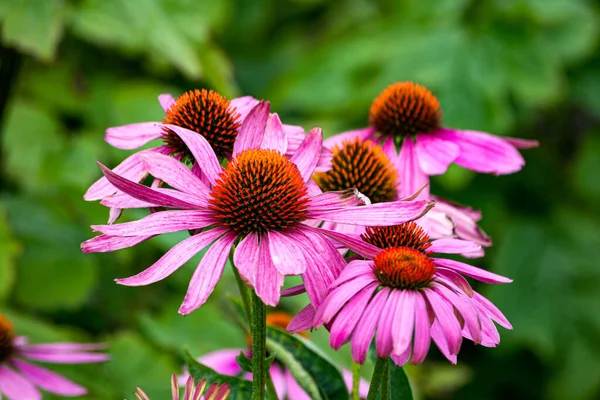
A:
[1, 0, 599, 398]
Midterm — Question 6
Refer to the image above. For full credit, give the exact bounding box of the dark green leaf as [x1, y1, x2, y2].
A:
[387, 360, 413, 399]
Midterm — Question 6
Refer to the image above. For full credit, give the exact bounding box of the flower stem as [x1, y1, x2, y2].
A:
[251, 290, 267, 400]
[352, 362, 361, 400]
[367, 357, 389, 400]
[231, 253, 252, 322]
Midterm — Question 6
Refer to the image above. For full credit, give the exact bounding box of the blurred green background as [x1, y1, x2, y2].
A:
[1, 0, 599, 399]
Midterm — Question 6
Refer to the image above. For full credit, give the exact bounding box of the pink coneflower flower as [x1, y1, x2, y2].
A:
[84, 91, 331, 223]
[82, 110, 433, 314]
[178, 312, 369, 400]
[297, 223, 512, 366]
[0, 314, 109, 399]
[324, 82, 538, 183]
[132, 375, 230, 400]
[314, 137, 490, 253]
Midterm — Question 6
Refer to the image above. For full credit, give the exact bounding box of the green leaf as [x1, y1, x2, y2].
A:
[266, 325, 348, 400]
[0, 207, 20, 300]
[0, 0, 66, 60]
[185, 349, 253, 400]
[387, 360, 413, 399]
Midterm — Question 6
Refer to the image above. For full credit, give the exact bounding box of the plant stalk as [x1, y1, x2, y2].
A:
[231, 252, 252, 322]
[251, 290, 267, 400]
[367, 357, 389, 400]
[352, 362, 361, 400]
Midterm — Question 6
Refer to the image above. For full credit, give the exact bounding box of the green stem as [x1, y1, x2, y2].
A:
[352, 362, 361, 400]
[367, 358, 389, 400]
[251, 291, 267, 400]
[266, 373, 279, 400]
[231, 253, 252, 322]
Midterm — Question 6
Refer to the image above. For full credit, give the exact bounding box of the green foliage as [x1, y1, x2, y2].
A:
[388, 361, 412, 399]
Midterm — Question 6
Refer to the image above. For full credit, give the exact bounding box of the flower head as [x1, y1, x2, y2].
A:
[324, 81, 538, 178]
[0, 314, 109, 400]
[133, 375, 230, 400]
[308, 223, 512, 366]
[83, 104, 433, 313]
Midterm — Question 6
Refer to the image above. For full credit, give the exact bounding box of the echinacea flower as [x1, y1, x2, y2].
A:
[0, 314, 109, 400]
[132, 375, 230, 400]
[324, 81, 538, 184]
[84, 91, 331, 223]
[315, 137, 490, 253]
[292, 223, 512, 366]
[82, 108, 433, 313]
[179, 312, 369, 400]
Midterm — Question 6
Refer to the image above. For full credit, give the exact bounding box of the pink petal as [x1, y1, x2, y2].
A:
[502, 136, 539, 149]
[439, 129, 527, 175]
[391, 291, 416, 356]
[472, 292, 512, 330]
[290, 127, 323, 182]
[115, 227, 228, 286]
[260, 113, 287, 154]
[159, 94, 176, 111]
[84, 151, 149, 201]
[98, 163, 200, 209]
[329, 283, 378, 351]
[329, 260, 376, 290]
[287, 305, 316, 333]
[81, 234, 154, 253]
[395, 138, 430, 199]
[101, 188, 206, 210]
[428, 238, 482, 255]
[232, 101, 270, 156]
[390, 347, 411, 367]
[308, 189, 369, 212]
[434, 268, 473, 297]
[432, 258, 512, 284]
[233, 233, 260, 285]
[281, 284, 305, 297]
[308, 200, 434, 226]
[12, 360, 86, 396]
[105, 122, 164, 150]
[19, 343, 105, 353]
[314, 275, 377, 326]
[0, 365, 41, 400]
[138, 152, 210, 198]
[433, 283, 481, 344]
[423, 290, 462, 355]
[179, 233, 236, 314]
[163, 124, 222, 185]
[323, 126, 376, 149]
[198, 349, 244, 376]
[254, 236, 285, 306]
[415, 133, 459, 175]
[341, 369, 370, 398]
[350, 287, 389, 364]
[284, 370, 311, 400]
[229, 96, 260, 120]
[430, 319, 457, 364]
[314, 227, 380, 259]
[92, 210, 215, 236]
[20, 351, 109, 364]
[411, 292, 431, 364]
[268, 230, 309, 275]
[375, 290, 400, 358]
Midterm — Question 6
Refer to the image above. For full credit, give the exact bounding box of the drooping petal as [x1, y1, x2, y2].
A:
[439, 128, 527, 175]
[290, 127, 324, 182]
[395, 138, 429, 199]
[432, 258, 512, 284]
[313, 227, 380, 259]
[20, 351, 109, 364]
[159, 94, 176, 111]
[115, 227, 228, 286]
[232, 101, 270, 156]
[198, 349, 244, 376]
[18, 343, 106, 353]
[411, 292, 431, 364]
[472, 292, 512, 330]
[162, 124, 222, 185]
[138, 152, 210, 197]
[260, 113, 287, 154]
[101, 188, 206, 210]
[376, 290, 400, 358]
[391, 291, 416, 356]
[281, 284, 306, 297]
[98, 163, 200, 209]
[308, 189, 369, 212]
[350, 287, 389, 364]
[105, 122, 164, 150]
[287, 305, 316, 333]
[0, 366, 41, 400]
[314, 275, 378, 326]
[179, 233, 236, 314]
[329, 283, 378, 351]
[503, 136, 539, 149]
[81, 234, 154, 253]
[12, 360, 86, 396]
[434, 268, 473, 297]
[433, 283, 481, 344]
[229, 96, 260, 120]
[430, 319, 457, 364]
[92, 210, 216, 237]
[284, 369, 311, 400]
[428, 238, 482, 255]
[308, 200, 434, 226]
[323, 126, 376, 149]
[268, 230, 309, 275]
[423, 290, 462, 355]
[254, 236, 285, 306]
[415, 133, 459, 175]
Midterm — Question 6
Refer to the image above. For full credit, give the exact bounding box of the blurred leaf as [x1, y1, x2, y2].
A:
[0, 208, 20, 300]
[572, 131, 600, 202]
[185, 349, 253, 400]
[266, 325, 348, 400]
[388, 360, 413, 399]
[0, 0, 66, 60]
